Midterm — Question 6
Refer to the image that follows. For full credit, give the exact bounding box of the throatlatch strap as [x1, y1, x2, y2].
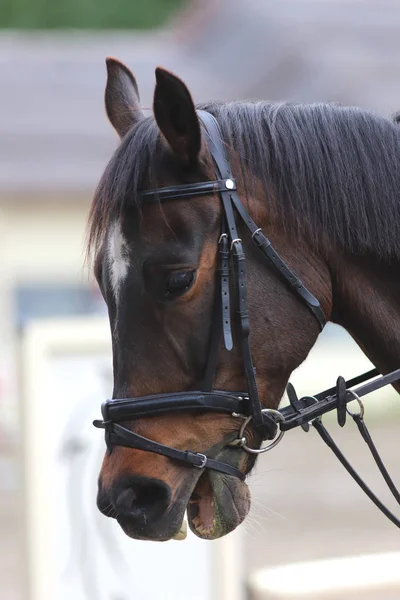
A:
[251, 230, 326, 329]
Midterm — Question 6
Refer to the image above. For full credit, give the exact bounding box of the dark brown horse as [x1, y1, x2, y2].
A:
[89, 57, 400, 541]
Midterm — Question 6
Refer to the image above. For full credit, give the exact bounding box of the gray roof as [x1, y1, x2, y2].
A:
[2, 0, 400, 196]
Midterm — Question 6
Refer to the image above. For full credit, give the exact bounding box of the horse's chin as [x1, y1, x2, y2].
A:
[187, 470, 250, 540]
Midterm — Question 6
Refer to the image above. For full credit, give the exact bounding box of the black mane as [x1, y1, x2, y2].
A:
[88, 101, 400, 259]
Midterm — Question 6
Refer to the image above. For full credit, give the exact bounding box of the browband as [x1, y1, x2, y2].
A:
[141, 179, 236, 202]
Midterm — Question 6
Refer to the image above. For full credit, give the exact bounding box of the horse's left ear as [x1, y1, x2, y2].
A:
[153, 68, 201, 167]
[105, 57, 143, 138]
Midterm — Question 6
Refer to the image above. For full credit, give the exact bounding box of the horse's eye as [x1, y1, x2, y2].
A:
[165, 270, 195, 298]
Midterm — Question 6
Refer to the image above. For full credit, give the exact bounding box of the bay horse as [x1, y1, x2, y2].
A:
[89, 58, 400, 541]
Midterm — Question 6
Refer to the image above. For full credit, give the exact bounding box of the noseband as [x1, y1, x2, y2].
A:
[94, 111, 400, 527]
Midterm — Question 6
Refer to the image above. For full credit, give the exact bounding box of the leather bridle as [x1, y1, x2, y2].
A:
[94, 111, 400, 527]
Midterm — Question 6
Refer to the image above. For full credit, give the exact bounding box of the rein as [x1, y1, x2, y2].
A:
[94, 111, 400, 528]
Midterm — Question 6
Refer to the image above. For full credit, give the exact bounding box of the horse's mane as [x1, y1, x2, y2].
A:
[88, 101, 400, 260]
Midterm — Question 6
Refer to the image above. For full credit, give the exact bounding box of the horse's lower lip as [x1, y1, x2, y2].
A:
[187, 467, 251, 540]
[187, 472, 216, 538]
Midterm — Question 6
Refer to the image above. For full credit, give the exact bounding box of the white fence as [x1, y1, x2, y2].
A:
[21, 317, 244, 600]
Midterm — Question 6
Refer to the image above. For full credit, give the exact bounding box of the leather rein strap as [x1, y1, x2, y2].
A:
[283, 367, 400, 528]
[93, 111, 400, 528]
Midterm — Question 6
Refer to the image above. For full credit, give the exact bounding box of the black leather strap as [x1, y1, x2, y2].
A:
[282, 368, 400, 528]
[141, 179, 236, 201]
[101, 391, 248, 423]
[314, 368, 379, 401]
[229, 194, 325, 329]
[95, 421, 245, 481]
[352, 368, 400, 397]
[313, 419, 400, 528]
[219, 231, 233, 351]
[197, 110, 233, 181]
[251, 229, 326, 329]
[352, 414, 400, 505]
[280, 369, 400, 431]
[202, 227, 231, 390]
[336, 376, 347, 427]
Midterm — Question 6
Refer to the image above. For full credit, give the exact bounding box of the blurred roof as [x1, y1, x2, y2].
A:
[2, 0, 400, 197]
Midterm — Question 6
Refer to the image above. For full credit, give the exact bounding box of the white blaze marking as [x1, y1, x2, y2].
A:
[107, 221, 129, 301]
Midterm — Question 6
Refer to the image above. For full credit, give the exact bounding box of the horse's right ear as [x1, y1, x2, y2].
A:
[105, 57, 144, 138]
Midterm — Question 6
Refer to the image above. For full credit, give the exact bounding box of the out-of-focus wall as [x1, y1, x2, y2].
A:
[0, 201, 87, 281]
[0, 198, 97, 431]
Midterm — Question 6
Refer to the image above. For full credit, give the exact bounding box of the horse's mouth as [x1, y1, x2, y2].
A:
[105, 469, 249, 542]
[186, 469, 250, 540]
[98, 445, 251, 541]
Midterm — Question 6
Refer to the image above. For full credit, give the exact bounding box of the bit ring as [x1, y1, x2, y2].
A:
[238, 409, 285, 454]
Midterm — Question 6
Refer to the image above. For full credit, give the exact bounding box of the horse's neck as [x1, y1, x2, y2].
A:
[331, 254, 400, 377]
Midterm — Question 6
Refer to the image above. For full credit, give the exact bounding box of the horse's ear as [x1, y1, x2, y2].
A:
[153, 67, 201, 167]
[105, 57, 143, 138]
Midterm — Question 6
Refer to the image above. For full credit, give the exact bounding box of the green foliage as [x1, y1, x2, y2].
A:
[0, 0, 187, 29]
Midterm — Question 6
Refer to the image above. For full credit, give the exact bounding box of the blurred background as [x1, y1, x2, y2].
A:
[1, 0, 400, 598]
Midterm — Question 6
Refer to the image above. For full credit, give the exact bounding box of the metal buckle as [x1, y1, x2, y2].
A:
[194, 453, 207, 468]
[251, 228, 262, 239]
[230, 238, 242, 250]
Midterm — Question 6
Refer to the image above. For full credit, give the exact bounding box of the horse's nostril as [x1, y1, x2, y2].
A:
[113, 476, 171, 522]
[115, 487, 138, 512]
